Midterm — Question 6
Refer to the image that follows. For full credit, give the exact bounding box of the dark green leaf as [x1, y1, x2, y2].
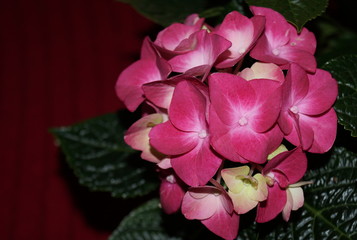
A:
[238, 147, 357, 239]
[200, 0, 250, 19]
[117, 0, 211, 26]
[322, 55, 357, 137]
[51, 112, 159, 198]
[117, 0, 248, 26]
[109, 199, 182, 240]
[245, 0, 329, 31]
[314, 19, 357, 66]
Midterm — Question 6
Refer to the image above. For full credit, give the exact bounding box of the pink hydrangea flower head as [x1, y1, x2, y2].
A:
[221, 165, 268, 214]
[182, 184, 239, 240]
[149, 80, 223, 186]
[214, 11, 265, 68]
[250, 6, 316, 73]
[209, 72, 283, 163]
[278, 64, 338, 153]
[124, 113, 167, 163]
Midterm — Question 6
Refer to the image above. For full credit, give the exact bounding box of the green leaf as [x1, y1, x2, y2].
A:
[322, 55, 357, 137]
[109, 199, 182, 240]
[116, 0, 211, 26]
[51, 112, 159, 198]
[245, 0, 329, 31]
[238, 147, 357, 239]
[116, 0, 248, 26]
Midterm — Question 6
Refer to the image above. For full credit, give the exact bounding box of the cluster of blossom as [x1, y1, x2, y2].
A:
[115, 6, 338, 240]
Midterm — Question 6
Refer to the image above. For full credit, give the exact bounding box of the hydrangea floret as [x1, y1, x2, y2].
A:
[115, 6, 338, 240]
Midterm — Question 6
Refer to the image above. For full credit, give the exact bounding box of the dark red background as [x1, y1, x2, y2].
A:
[0, 0, 156, 239]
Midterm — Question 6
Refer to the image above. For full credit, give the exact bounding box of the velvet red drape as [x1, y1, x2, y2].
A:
[0, 0, 155, 239]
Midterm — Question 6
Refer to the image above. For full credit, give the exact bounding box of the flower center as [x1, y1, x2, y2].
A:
[166, 175, 176, 184]
[238, 116, 248, 126]
[238, 48, 246, 54]
[290, 105, 299, 114]
[272, 48, 280, 56]
[198, 130, 207, 139]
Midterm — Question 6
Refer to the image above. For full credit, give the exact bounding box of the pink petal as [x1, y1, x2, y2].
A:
[168, 30, 231, 75]
[157, 158, 172, 169]
[154, 21, 201, 53]
[142, 80, 176, 109]
[124, 113, 165, 163]
[209, 73, 257, 126]
[214, 11, 265, 68]
[282, 187, 293, 222]
[283, 64, 309, 112]
[298, 69, 338, 115]
[181, 186, 219, 220]
[284, 115, 314, 150]
[149, 121, 198, 155]
[282, 187, 304, 221]
[250, 7, 316, 73]
[115, 59, 171, 112]
[250, 34, 288, 65]
[210, 102, 283, 164]
[278, 110, 294, 135]
[209, 111, 249, 163]
[184, 13, 203, 26]
[304, 108, 338, 153]
[263, 147, 307, 186]
[202, 208, 239, 240]
[160, 175, 185, 214]
[171, 138, 222, 186]
[210, 115, 283, 164]
[290, 187, 304, 210]
[287, 26, 316, 55]
[248, 79, 282, 133]
[278, 45, 316, 73]
[238, 62, 285, 84]
[169, 80, 207, 132]
[250, 6, 290, 49]
[140, 36, 157, 60]
[256, 183, 287, 223]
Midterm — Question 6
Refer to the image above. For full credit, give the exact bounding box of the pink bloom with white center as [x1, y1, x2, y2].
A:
[115, 38, 171, 112]
[278, 64, 338, 153]
[168, 30, 231, 76]
[256, 147, 307, 223]
[214, 11, 265, 68]
[181, 184, 239, 240]
[149, 80, 223, 186]
[250, 6, 317, 73]
[209, 72, 283, 163]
